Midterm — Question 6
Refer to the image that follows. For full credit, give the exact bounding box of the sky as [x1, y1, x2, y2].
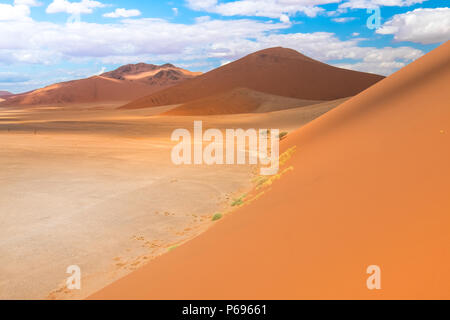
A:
[0, 0, 449, 93]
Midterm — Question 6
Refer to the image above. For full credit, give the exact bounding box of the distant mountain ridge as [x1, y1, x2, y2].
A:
[0, 63, 200, 107]
[101, 63, 180, 80]
[0, 91, 12, 97]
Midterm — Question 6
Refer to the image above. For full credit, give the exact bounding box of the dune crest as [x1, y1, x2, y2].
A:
[91, 41, 450, 300]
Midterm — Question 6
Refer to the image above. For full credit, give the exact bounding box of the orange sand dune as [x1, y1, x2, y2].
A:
[91, 41, 450, 299]
[121, 47, 384, 110]
[162, 87, 323, 116]
[1, 64, 198, 107]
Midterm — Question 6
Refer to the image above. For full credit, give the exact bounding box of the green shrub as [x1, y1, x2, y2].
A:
[231, 199, 243, 206]
[231, 194, 246, 206]
[279, 132, 288, 140]
[212, 213, 223, 221]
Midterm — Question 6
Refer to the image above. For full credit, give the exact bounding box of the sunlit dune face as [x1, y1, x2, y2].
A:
[180, 70, 203, 77]
[32, 83, 62, 94]
[95, 76, 122, 83]
[123, 67, 202, 80]
[123, 70, 165, 80]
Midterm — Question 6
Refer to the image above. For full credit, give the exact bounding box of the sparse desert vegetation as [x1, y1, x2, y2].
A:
[231, 194, 247, 207]
[279, 132, 288, 140]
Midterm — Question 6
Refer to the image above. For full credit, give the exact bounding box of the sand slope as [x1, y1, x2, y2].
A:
[162, 87, 323, 116]
[121, 47, 384, 110]
[0, 91, 12, 97]
[101, 63, 201, 82]
[91, 41, 450, 299]
[1, 64, 198, 107]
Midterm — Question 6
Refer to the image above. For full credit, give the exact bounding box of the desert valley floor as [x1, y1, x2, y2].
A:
[0, 99, 343, 299]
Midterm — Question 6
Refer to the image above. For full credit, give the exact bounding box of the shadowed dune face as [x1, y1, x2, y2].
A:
[0, 91, 12, 97]
[91, 41, 450, 300]
[121, 47, 384, 110]
[0, 64, 199, 108]
[162, 87, 324, 116]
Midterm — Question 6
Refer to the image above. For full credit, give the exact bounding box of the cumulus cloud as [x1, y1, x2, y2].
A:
[0, 4, 30, 21]
[186, 0, 219, 11]
[95, 66, 106, 75]
[103, 8, 142, 18]
[0, 18, 287, 64]
[186, 0, 341, 19]
[332, 17, 357, 22]
[334, 60, 406, 75]
[0, 0, 41, 21]
[14, 0, 41, 5]
[46, 0, 105, 15]
[280, 14, 290, 23]
[186, 0, 430, 20]
[377, 7, 450, 44]
[339, 0, 428, 10]
[0, 10, 424, 76]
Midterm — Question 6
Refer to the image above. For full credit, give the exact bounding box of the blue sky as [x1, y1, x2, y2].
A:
[0, 0, 448, 93]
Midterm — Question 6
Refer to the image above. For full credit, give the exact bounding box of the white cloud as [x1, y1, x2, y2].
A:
[0, 12, 424, 76]
[0, 0, 42, 21]
[0, 4, 31, 21]
[334, 60, 406, 75]
[172, 7, 179, 16]
[280, 14, 290, 23]
[0, 18, 287, 64]
[186, 0, 218, 11]
[377, 7, 450, 44]
[95, 66, 106, 75]
[103, 8, 142, 18]
[332, 17, 356, 22]
[14, 0, 41, 5]
[186, 0, 431, 20]
[186, 0, 341, 19]
[339, 0, 428, 10]
[46, 0, 105, 15]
